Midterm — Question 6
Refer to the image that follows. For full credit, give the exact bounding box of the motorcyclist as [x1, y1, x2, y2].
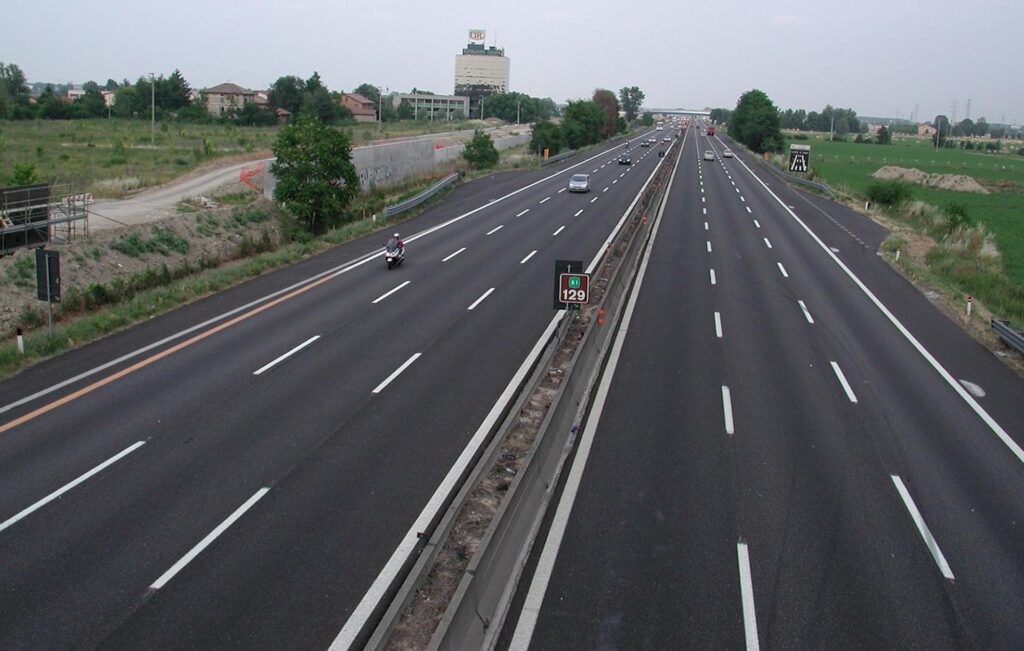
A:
[387, 233, 405, 257]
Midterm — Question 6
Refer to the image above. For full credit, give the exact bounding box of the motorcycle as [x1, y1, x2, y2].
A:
[385, 239, 405, 270]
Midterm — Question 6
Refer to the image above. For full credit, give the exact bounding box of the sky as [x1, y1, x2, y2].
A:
[6, 0, 1024, 124]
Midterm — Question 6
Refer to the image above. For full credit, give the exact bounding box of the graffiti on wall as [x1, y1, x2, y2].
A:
[358, 165, 394, 187]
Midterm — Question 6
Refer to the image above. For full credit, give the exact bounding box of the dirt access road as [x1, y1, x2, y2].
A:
[86, 124, 529, 231]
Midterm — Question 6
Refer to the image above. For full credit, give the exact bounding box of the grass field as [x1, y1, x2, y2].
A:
[785, 134, 1024, 286]
[0, 118, 484, 198]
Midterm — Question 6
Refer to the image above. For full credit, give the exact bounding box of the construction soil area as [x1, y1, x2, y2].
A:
[872, 165, 991, 193]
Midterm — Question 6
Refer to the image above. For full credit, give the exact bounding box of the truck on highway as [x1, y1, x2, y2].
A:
[707, 126, 716, 136]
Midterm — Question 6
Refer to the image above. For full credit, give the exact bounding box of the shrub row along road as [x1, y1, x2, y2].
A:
[0, 130, 666, 648]
[502, 127, 1024, 648]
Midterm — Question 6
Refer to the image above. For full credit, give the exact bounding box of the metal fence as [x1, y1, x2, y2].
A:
[992, 318, 1024, 354]
[382, 172, 460, 217]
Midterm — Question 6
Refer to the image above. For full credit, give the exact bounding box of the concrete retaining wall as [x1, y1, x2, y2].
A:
[263, 131, 532, 199]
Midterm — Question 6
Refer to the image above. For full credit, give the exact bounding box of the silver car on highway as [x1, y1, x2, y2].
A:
[568, 174, 591, 192]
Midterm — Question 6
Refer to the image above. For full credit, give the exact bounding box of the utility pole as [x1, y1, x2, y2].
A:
[150, 72, 155, 146]
[516, 100, 520, 125]
[830, 114, 834, 141]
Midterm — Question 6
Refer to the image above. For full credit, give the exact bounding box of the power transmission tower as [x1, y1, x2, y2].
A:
[965, 98, 972, 120]
[952, 98, 958, 125]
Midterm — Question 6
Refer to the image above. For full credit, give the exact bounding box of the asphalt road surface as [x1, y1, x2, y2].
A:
[504, 125, 1024, 649]
[0, 129, 666, 648]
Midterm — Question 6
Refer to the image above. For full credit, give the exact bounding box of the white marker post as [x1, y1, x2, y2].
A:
[896, 247, 901, 262]
[967, 295, 973, 317]
[16, 328, 24, 355]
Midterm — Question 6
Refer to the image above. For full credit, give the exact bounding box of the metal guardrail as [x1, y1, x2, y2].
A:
[538, 150, 577, 167]
[993, 318, 1024, 354]
[383, 172, 460, 217]
[755, 156, 837, 198]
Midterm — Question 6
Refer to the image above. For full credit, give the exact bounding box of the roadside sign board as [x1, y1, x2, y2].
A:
[35, 248, 60, 303]
[553, 259, 584, 310]
[789, 144, 810, 173]
[559, 273, 590, 305]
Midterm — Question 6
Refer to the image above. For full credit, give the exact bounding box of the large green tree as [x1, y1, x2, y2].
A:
[269, 75, 307, 117]
[729, 89, 784, 153]
[592, 88, 621, 138]
[0, 62, 32, 119]
[618, 86, 644, 122]
[530, 120, 563, 156]
[271, 118, 360, 233]
[562, 100, 605, 148]
[462, 129, 499, 169]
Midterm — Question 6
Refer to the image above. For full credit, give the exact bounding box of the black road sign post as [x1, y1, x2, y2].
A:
[553, 259, 584, 310]
[35, 247, 60, 335]
[789, 144, 810, 173]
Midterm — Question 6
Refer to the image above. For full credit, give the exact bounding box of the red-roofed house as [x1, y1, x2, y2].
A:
[339, 93, 377, 122]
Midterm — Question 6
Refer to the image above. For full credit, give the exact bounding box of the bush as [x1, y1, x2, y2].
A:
[461, 129, 499, 169]
[944, 202, 971, 233]
[866, 180, 912, 207]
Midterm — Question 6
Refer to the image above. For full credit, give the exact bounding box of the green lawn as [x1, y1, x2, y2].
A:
[788, 134, 1024, 286]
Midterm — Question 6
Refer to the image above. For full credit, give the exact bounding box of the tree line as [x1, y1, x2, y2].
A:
[528, 88, 630, 157]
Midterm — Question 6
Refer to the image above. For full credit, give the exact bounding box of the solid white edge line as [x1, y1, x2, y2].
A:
[441, 247, 466, 262]
[737, 541, 761, 651]
[830, 361, 859, 403]
[150, 487, 270, 590]
[331, 129, 673, 649]
[798, 300, 815, 324]
[0, 440, 146, 533]
[715, 312, 723, 338]
[722, 385, 735, 434]
[552, 226, 565, 236]
[520, 250, 538, 264]
[516, 209, 530, 217]
[1, 134, 642, 419]
[710, 269, 717, 285]
[510, 138, 683, 649]
[890, 475, 955, 580]
[467, 288, 495, 311]
[371, 280, 411, 304]
[573, 209, 583, 217]
[371, 353, 421, 394]
[777, 262, 789, 278]
[729, 149, 1024, 465]
[486, 225, 504, 235]
[253, 335, 320, 375]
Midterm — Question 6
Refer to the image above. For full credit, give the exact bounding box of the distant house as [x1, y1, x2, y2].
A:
[67, 88, 86, 101]
[339, 93, 377, 122]
[275, 107, 292, 123]
[917, 123, 937, 137]
[203, 82, 256, 116]
[867, 123, 882, 135]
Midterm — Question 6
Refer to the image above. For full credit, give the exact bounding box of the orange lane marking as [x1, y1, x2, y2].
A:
[0, 271, 339, 435]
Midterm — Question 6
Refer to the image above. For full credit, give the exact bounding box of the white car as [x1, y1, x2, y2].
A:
[703, 151, 715, 161]
[723, 149, 734, 158]
[568, 174, 591, 192]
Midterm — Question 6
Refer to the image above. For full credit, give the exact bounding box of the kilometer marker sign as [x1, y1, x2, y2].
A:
[558, 273, 590, 305]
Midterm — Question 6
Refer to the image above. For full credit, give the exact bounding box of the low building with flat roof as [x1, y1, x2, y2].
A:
[393, 93, 469, 121]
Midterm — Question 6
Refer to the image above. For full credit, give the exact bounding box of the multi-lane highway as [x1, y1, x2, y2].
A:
[504, 125, 1024, 649]
[0, 129, 672, 648]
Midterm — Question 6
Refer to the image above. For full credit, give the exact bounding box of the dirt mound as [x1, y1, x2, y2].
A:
[872, 166, 990, 194]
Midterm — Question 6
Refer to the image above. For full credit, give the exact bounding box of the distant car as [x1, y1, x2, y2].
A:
[662, 137, 671, 143]
[568, 174, 591, 192]
[640, 140, 650, 147]
[723, 149, 734, 158]
[648, 137, 657, 144]
[703, 150, 715, 161]
[618, 154, 631, 165]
